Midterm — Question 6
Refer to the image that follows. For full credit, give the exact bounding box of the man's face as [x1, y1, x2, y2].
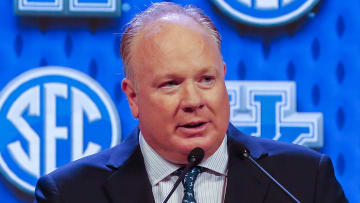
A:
[122, 16, 229, 164]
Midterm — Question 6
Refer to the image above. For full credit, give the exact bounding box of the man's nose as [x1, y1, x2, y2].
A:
[180, 82, 204, 113]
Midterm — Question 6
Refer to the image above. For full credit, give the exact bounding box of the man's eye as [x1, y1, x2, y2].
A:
[198, 76, 215, 88]
[202, 77, 213, 82]
[200, 76, 215, 83]
[160, 81, 178, 88]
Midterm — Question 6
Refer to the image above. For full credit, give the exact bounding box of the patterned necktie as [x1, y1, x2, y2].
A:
[175, 166, 203, 203]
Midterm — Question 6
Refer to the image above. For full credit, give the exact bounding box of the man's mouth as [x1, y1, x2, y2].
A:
[177, 121, 207, 129]
[182, 122, 205, 128]
[176, 121, 209, 135]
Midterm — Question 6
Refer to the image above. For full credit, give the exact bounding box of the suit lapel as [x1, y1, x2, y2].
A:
[103, 147, 155, 203]
[102, 128, 155, 203]
[225, 124, 271, 203]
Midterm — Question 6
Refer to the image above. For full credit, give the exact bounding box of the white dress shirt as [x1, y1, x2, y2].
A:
[139, 132, 228, 203]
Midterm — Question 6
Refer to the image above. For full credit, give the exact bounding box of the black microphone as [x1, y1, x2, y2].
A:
[241, 148, 301, 203]
[162, 147, 204, 203]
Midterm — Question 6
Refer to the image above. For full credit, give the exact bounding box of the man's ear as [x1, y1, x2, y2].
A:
[223, 63, 227, 75]
[122, 78, 139, 118]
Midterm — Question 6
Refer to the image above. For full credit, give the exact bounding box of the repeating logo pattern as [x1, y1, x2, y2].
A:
[14, 0, 121, 16]
[211, 0, 320, 26]
[0, 67, 121, 193]
[226, 81, 323, 147]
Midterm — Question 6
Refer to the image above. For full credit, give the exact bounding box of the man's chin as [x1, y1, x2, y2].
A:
[176, 141, 207, 152]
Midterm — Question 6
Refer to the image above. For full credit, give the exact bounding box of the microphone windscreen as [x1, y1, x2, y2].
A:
[187, 147, 204, 165]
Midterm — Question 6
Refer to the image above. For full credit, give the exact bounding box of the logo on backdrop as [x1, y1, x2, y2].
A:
[0, 67, 121, 193]
[226, 81, 323, 148]
[211, 0, 320, 26]
[15, 0, 121, 16]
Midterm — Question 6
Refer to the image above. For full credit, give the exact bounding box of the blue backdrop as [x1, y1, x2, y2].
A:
[0, 0, 359, 202]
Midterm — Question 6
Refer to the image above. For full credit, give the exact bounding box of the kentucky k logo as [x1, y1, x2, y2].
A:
[0, 67, 121, 193]
[226, 81, 323, 148]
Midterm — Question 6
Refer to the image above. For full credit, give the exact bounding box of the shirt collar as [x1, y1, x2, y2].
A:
[199, 135, 228, 176]
[139, 132, 228, 186]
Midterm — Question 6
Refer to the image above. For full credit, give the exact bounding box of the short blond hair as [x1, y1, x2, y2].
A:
[120, 2, 221, 80]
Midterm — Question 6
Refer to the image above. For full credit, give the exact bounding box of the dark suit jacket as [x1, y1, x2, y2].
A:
[34, 124, 347, 203]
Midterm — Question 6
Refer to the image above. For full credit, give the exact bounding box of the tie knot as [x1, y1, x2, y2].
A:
[174, 166, 203, 177]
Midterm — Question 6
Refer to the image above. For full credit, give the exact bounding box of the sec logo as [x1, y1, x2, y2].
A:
[211, 0, 320, 26]
[0, 67, 121, 193]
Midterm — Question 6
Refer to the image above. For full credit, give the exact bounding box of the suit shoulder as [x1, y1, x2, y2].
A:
[246, 136, 324, 174]
[42, 146, 117, 185]
[256, 136, 320, 157]
[35, 146, 117, 202]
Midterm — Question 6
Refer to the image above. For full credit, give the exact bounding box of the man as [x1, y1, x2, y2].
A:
[34, 2, 347, 203]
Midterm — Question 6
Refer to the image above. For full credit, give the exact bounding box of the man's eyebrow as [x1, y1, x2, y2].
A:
[194, 66, 220, 77]
[197, 67, 216, 74]
[151, 73, 182, 86]
[151, 66, 218, 85]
